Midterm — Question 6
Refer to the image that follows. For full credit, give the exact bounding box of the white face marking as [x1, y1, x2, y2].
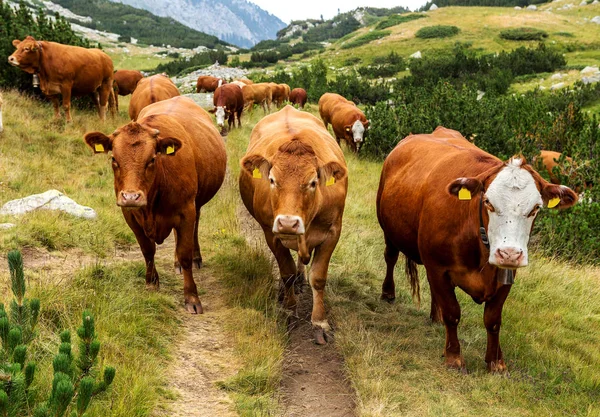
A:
[484, 159, 542, 268]
[351, 120, 365, 142]
[215, 106, 225, 126]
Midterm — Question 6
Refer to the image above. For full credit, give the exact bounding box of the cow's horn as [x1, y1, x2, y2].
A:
[153, 129, 160, 136]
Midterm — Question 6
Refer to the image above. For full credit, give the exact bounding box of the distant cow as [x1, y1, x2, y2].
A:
[113, 69, 144, 112]
[536, 150, 593, 195]
[8, 36, 115, 122]
[209, 84, 243, 132]
[289, 88, 307, 109]
[269, 83, 287, 107]
[128, 74, 180, 121]
[0, 92, 4, 133]
[377, 127, 577, 372]
[242, 83, 272, 114]
[196, 75, 226, 93]
[319, 92, 369, 153]
[84, 96, 227, 314]
[239, 105, 348, 345]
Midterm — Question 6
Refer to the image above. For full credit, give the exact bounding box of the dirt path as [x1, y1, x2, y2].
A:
[237, 205, 356, 417]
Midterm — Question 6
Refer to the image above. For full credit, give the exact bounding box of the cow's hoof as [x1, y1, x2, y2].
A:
[145, 283, 159, 291]
[185, 301, 203, 314]
[174, 262, 182, 275]
[487, 360, 508, 374]
[445, 355, 467, 373]
[380, 293, 395, 303]
[193, 257, 202, 270]
[313, 327, 328, 345]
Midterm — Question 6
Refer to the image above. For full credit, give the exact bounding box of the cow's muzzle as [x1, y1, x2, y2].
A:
[273, 215, 305, 235]
[493, 247, 526, 268]
[7, 56, 19, 67]
[117, 190, 147, 207]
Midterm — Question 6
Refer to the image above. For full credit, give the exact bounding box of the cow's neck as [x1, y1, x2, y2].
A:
[36, 43, 52, 93]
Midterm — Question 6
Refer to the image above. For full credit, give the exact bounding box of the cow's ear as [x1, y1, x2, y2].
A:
[12, 39, 20, 47]
[447, 177, 483, 200]
[156, 137, 182, 156]
[319, 161, 347, 185]
[241, 154, 271, 178]
[84, 132, 112, 154]
[208, 108, 216, 114]
[541, 183, 578, 209]
[344, 125, 351, 133]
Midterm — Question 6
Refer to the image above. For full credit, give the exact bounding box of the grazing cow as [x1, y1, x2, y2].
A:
[242, 83, 272, 114]
[8, 36, 115, 122]
[377, 127, 577, 372]
[209, 84, 244, 132]
[239, 105, 348, 345]
[269, 83, 287, 107]
[128, 74, 180, 121]
[319, 92, 369, 153]
[196, 75, 226, 93]
[281, 83, 291, 102]
[536, 150, 593, 195]
[0, 92, 3, 133]
[84, 96, 227, 314]
[113, 69, 144, 112]
[289, 88, 308, 109]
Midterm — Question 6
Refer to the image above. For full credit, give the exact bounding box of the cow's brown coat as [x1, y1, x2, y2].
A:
[128, 74, 180, 121]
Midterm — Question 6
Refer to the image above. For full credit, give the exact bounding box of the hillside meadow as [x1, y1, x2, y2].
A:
[0, 90, 599, 415]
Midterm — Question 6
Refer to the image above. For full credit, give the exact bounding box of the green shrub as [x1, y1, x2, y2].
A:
[554, 31, 575, 38]
[376, 13, 426, 30]
[341, 30, 391, 49]
[154, 50, 228, 75]
[0, 250, 116, 416]
[343, 56, 362, 66]
[415, 25, 460, 39]
[500, 27, 549, 41]
[301, 14, 361, 42]
[358, 51, 405, 78]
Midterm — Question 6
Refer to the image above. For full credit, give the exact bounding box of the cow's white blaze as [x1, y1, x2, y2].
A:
[215, 106, 225, 126]
[351, 120, 365, 142]
[484, 159, 542, 268]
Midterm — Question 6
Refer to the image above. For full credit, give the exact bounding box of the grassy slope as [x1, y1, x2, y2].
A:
[0, 92, 284, 416]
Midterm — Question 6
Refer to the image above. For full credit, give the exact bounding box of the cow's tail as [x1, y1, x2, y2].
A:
[405, 257, 421, 307]
[108, 87, 117, 117]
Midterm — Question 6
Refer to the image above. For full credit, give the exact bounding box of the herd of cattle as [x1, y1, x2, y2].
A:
[3, 37, 584, 372]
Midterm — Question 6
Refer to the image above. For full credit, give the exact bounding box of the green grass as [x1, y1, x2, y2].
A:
[376, 14, 426, 30]
[341, 30, 391, 50]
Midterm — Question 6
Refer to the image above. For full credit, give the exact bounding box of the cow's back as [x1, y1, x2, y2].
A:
[318, 93, 349, 124]
[114, 70, 143, 96]
[377, 127, 502, 263]
[129, 75, 180, 120]
[138, 96, 226, 205]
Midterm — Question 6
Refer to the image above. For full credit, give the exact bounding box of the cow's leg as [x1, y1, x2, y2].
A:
[193, 206, 202, 269]
[381, 238, 398, 302]
[173, 229, 182, 274]
[228, 111, 234, 131]
[484, 284, 511, 373]
[90, 92, 100, 114]
[123, 214, 159, 289]
[50, 96, 61, 119]
[98, 80, 112, 122]
[429, 287, 443, 323]
[295, 257, 306, 294]
[309, 230, 341, 345]
[60, 86, 73, 122]
[236, 108, 242, 128]
[432, 271, 465, 370]
[263, 228, 297, 312]
[175, 210, 203, 314]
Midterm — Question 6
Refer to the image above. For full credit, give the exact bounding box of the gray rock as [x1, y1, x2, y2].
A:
[0, 190, 97, 219]
[0, 223, 15, 230]
[592, 16, 600, 24]
[429, 3, 438, 10]
[527, 4, 537, 9]
[514, 6, 522, 9]
[581, 66, 599, 74]
[582, 75, 600, 84]
[550, 82, 566, 90]
[410, 51, 422, 59]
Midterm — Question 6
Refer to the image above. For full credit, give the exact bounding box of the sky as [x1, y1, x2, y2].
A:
[249, 0, 430, 24]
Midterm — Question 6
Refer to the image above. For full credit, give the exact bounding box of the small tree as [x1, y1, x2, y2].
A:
[0, 250, 115, 417]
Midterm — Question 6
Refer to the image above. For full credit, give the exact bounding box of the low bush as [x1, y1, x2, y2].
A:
[415, 25, 460, 39]
[154, 50, 228, 75]
[341, 30, 391, 49]
[358, 51, 405, 78]
[376, 13, 426, 29]
[500, 27, 548, 41]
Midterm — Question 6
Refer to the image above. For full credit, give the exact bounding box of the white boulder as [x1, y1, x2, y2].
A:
[410, 51, 422, 59]
[550, 82, 566, 90]
[429, 3, 438, 10]
[0, 190, 97, 219]
[527, 4, 538, 9]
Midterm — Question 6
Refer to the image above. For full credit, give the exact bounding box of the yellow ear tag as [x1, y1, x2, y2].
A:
[326, 177, 335, 186]
[166, 145, 175, 155]
[548, 197, 560, 208]
[94, 143, 104, 153]
[252, 168, 262, 179]
[458, 187, 472, 201]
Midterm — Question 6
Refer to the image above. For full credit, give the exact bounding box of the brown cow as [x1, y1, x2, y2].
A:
[242, 83, 272, 114]
[209, 84, 243, 133]
[0, 92, 3, 133]
[196, 75, 227, 93]
[84, 96, 227, 314]
[113, 69, 144, 112]
[281, 83, 291, 102]
[377, 127, 577, 372]
[8, 36, 115, 122]
[535, 150, 593, 195]
[269, 82, 287, 107]
[239, 105, 348, 345]
[128, 74, 180, 121]
[289, 88, 308, 109]
[319, 92, 369, 153]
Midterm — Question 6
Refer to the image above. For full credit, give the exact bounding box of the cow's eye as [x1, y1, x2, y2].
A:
[269, 178, 275, 185]
[24, 47, 30, 51]
[146, 157, 155, 168]
[111, 157, 119, 167]
[309, 180, 317, 188]
[528, 205, 541, 218]
[484, 199, 495, 212]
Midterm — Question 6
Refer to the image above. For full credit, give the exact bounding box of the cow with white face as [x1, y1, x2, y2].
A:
[318, 92, 369, 153]
[378, 127, 577, 373]
[209, 84, 243, 134]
